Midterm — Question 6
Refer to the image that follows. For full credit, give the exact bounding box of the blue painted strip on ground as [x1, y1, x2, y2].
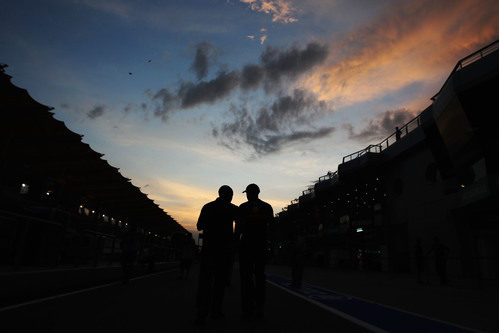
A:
[266, 274, 476, 333]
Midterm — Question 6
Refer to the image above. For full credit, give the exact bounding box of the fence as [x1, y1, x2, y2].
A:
[342, 114, 422, 163]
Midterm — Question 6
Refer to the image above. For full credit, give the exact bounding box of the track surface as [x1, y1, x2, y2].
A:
[0, 266, 368, 333]
[0, 265, 480, 333]
[267, 274, 476, 333]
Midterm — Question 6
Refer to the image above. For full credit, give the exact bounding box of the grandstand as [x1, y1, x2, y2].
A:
[274, 40, 499, 280]
[0, 64, 188, 270]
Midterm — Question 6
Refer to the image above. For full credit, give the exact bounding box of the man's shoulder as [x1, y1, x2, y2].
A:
[258, 199, 273, 211]
[202, 200, 218, 210]
[204, 200, 238, 210]
[239, 200, 272, 212]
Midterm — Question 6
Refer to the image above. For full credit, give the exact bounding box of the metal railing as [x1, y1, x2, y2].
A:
[301, 171, 339, 197]
[280, 40, 499, 217]
[342, 39, 499, 164]
[431, 39, 499, 101]
[342, 114, 422, 163]
[302, 187, 314, 196]
[318, 170, 338, 182]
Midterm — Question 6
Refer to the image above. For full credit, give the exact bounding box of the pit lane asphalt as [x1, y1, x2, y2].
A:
[0, 264, 368, 333]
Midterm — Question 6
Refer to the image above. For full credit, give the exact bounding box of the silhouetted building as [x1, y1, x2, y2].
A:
[0, 64, 188, 269]
[274, 40, 499, 280]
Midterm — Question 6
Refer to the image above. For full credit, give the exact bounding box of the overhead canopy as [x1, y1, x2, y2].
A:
[0, 65, 187, 235]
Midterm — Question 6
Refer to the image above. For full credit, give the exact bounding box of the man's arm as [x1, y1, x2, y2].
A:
[265, 204, 274, 244]
[197, 205, 208, 231]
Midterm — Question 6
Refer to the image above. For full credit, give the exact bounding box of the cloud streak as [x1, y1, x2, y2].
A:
[344, 108, 415, 142]
[87, 105, 105, 119]
[260, 42, 328, 85]
[146, 42, 328, 121]
[213, 89, 335, 155]
[190, 42, 218, 80]
[179, 71, 240, 108]
[240, 0, 298, 23]
[150, 179, 217, 232]
[302, 0, 499, 108]
[139, 42, 332, 154]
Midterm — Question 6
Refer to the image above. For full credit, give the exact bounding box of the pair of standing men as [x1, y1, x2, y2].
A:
[195, 184, 273, 324]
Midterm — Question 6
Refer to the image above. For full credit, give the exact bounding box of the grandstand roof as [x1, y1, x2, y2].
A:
[0, 64, 187, 235]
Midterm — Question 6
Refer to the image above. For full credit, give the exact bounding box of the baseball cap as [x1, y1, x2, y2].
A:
[243, 183, 260, 194]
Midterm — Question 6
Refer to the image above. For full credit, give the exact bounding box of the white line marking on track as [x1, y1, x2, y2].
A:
[0, 268, 177, 313]
[267, 279, 388, 333]
[0, 261, 179, 276]
[267, 274, 483, 333]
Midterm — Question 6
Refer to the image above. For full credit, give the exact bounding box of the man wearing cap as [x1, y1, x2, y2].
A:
[235, 183, 274, 320]
[195, 185, 239, 324]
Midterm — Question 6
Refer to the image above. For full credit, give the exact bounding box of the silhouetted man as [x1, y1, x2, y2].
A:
[414, 238, 425, 284]
[428, 236, 450, 285]
[120, 226, 138, 284]
[236, 183, 273, 320]
[290, 232, 305, 289]
[395, 126, 402, 141]
[195, 185, 238, 324]
[179, 233, 196, 280]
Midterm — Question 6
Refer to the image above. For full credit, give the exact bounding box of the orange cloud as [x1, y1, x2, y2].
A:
[147, 179, 216, 232]
[301, 0, 499, 109]
[240, 0, 298, 23]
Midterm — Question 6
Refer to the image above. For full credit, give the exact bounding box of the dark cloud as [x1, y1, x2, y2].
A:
[123, 103, 134, 113]
[261, 128, 336, 154]
[345, 109, 414, 141]
[256, 89, 327, 131]
[240, 43, 328, 91]
[213, 89, 334, 156]
[179, 71, 240, 108]
[122, 103, 149, 117]
[191, 42, 218, 80]
[152, 88, 176, 121]
[241, 64, 265, 90]
[261, 42, 328, 84]
[87, 105, 105, 119]
[145, 42, 329, 118]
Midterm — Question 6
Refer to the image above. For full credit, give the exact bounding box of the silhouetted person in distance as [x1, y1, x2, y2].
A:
[236, 183, 274, 320]
[290, 232, 305, 289]
[120, 227, 138, 284]
[414, 238, 425, 284]
[195, 185, 238, 325]
[179, 233, 196, 280]
[395, 126, 402, 141]
[427, 236, 450, 285]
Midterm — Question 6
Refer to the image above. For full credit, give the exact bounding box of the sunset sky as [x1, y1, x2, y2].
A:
[1, 0, 498, 236]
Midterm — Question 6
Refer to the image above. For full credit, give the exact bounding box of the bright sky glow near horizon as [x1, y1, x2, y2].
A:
[1, 0, 498, 237]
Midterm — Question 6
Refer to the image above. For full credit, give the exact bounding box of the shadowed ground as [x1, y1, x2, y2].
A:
[0, 265, 368, 333]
